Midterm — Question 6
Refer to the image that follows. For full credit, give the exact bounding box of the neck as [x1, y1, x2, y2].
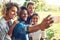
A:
[4, 16, 11, 23]
[28, 12, 33, 17]
[20, 19, 26, 23]
[28, 14, 33, 17]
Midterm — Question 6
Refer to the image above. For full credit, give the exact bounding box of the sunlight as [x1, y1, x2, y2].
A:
[11, 0, 25, 6]
[46, 0, 60, 6]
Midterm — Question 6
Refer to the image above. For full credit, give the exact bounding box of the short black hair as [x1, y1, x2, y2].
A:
[6, 2, 19, 12]
[31, 13, 38, 18]
[20, 6, 27, 10]
[18, 6, 27, 16]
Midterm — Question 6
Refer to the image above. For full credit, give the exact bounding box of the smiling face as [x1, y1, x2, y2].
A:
[27, 4, 35, 16]
[20, 9, 28, 21]
[31, 15, 39, 25]
[6, 6, 18, 19]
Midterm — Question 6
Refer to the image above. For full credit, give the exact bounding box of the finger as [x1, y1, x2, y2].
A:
[48, 17, 53, 21]
[48, 20, 54, 24]
[46, 25, 50, 29]
[45, 15, 51, 19]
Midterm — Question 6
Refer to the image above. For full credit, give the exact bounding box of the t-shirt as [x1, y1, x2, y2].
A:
[12, 20, 29, 40]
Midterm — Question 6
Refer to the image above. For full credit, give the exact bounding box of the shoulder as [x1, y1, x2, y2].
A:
[0, 18, 6, 23]
[0, 18, 7, 28]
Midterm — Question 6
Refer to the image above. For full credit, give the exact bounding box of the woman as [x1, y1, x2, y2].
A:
[0, 2, 19, 40]
[29, 13, 45, 40]
[12, 6, 29, 40]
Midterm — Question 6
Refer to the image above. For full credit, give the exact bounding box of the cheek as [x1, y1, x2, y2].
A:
[35, 19, 38, 22]
[8, 12, 16, 18]
[32, 19, 35, 22]
[28, 8, 31, 11]
[21, 15, 24, 18]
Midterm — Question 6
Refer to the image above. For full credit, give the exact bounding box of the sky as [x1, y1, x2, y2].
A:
[46, 0, 60, 6]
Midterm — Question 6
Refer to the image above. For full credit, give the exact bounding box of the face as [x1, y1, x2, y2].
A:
[7, 6, 17, 19]
[31, 15, 38, 25]
[20, 10, 28, 21]
[27, 5, 35, 16]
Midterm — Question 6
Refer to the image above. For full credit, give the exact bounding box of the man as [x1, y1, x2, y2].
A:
[26, 2, 35, 24]
[26, 2, 53, 40]
[0, 2, 19, 40]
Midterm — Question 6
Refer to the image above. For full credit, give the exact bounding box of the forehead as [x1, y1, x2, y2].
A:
[10, 6, 17, 9]
[21, 10, 27, 14]
[32, 15, 39, 18]
[27, 4, 35, 8]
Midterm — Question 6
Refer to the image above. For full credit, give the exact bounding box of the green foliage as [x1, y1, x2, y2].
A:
[23, 0, 30, 7]
[45, 29, 54, 40]
[23, 2, 27, 7]
[23, 0, 46, 11]
[32, 0, 46, 11]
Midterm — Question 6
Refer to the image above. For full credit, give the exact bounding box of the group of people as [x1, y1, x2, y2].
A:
[0, 2, 54, 40]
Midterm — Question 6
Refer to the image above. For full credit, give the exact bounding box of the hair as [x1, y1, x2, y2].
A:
[31, 13, 38, 18]
[5, 2, 19, 12]
[1, 2, 19, 17]
[27, 2, 35, 7]
[18, 6, 27, 16]
[18, 6, 28, 21]
[20, 6, 27, 10]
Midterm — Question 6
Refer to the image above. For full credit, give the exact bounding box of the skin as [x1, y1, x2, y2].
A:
[30, 15, 39, 40]
[18, 8, 53, 40]
[4, 6, 18, 37]
[27, 4, 35, 16]
[28, 15, 53, 33]
[30, 15, 44, 40]
[31, 15, 39, 25]
[27, 3, 53, 33]
[20, 9, 28, 21]
[5, 6, 17, 22]
[19, 9, 53, 33]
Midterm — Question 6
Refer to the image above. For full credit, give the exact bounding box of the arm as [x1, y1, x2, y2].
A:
[28, 15, 54, 33]
[8, 20, 18, 37]
[40, 38, 44, 40]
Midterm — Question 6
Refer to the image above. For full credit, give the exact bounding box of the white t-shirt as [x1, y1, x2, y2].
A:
[29, 25, 46, 40]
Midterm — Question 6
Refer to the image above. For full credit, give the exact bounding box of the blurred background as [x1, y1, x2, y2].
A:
[0, 0, 60, 40]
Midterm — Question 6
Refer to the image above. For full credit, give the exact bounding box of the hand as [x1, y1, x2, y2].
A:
[13, 20, 19, 25]
[40, 15, 54, 30]
[40, 38, 44, 40]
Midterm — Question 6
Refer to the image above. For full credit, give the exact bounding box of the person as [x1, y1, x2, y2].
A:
[12, 6, 54, 40]
[12, 6, 29, 40]
[29, 13, 45, 40]
[0, 2, 19, 40]
[26, 2, 35, 24]
[26, 2, 48, 40]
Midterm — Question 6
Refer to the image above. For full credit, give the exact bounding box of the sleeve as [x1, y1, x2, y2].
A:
[0, 24, 6, 40]
[0, 23, 11, 40]
[25, 26, 30, 34]
[4, 34, 11, 40]
[18, 23, 30, 34]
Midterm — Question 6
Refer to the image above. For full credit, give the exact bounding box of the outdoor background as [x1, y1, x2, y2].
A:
[0, 0, 60, 40]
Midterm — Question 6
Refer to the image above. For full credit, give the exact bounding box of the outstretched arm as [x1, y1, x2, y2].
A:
[28, 15, 54, 33]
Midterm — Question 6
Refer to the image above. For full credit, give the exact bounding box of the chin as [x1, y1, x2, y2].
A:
[24, 19, 27, 21]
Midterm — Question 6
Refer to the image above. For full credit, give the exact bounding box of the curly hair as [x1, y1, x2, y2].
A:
[1, 2, 19, 17]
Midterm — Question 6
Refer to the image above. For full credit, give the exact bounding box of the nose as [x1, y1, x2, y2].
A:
[30, 9, 33, 11]
[14, 12, 17, 16]
[24, 14, 28, 17]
